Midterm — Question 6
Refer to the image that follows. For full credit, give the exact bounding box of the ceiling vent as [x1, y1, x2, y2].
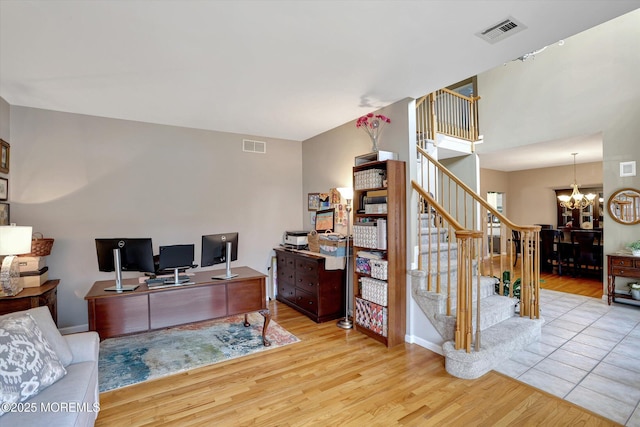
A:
[476, 16, 527, 44]
[243, 139, 266, 154]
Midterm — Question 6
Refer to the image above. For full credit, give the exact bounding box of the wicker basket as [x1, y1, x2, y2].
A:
[307, 230, 320, 253]
[24, 232, 55, 257]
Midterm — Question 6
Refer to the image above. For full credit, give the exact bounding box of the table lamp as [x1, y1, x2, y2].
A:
[0, 224, 33, 296]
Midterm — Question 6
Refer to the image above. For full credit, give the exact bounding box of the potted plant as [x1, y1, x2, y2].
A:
[629, 282, 640, 300]
[627, 240, 640, 257]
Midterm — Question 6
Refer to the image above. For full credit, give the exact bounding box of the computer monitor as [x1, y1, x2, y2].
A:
[158, 244, 195, 285]
[201, 232, 238, 280]
[95, 238, 155, 292]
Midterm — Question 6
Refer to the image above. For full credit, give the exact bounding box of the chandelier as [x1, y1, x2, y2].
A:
[558, 153, 596, 210]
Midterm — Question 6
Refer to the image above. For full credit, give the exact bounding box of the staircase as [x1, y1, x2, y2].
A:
[410, 141, 543, 379]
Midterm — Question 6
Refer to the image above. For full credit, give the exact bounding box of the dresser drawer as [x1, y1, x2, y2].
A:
[296, 258, 318, 275]
[295, 272, 318, 291]
[295, 288, 317, 311]
[277, 266, 295, 285]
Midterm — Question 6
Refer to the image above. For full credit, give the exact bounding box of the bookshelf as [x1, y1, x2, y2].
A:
[351, 159, 406, 347]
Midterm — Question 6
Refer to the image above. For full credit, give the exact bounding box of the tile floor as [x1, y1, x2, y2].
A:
[496, 289, 640, 426]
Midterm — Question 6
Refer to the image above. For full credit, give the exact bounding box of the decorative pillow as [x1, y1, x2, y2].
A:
[25, 307, 73, 367]
[0, 313, 67, 416]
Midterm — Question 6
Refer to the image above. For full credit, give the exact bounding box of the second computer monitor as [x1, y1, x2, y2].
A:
[202, 232, 238, 279]
[158, 244, 195, 271]
[201, 232, 238, 267]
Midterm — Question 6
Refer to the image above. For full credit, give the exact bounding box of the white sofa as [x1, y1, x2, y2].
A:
[0, 307, 100, 427]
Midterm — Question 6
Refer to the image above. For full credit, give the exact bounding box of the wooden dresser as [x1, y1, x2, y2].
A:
[0, 280, 59, 324]
[607, 254, 640, 305]
[275, 248, 345, 323]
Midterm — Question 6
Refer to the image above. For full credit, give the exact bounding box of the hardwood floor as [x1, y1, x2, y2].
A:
[97, 274, 617, 427]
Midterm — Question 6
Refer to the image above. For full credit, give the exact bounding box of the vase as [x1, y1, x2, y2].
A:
[631, 289, 640, 300]
[370, 135, 379, 152]
[633, 249, 640, 257]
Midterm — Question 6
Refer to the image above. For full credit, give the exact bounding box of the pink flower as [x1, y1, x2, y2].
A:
[355, 112, 391, 144]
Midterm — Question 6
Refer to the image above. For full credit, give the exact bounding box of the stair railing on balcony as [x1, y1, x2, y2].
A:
[414, 146, 541, 352]
[416, 89, 481, 150]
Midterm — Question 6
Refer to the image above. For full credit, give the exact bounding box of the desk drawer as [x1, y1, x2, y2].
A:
[611, 258, 635, 268]
[611, 266, 640, 277]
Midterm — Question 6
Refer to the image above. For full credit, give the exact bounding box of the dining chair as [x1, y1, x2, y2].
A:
[571, 230, 601, 277]
[512, 230, 521, 267]
[539, 229, 559, 273]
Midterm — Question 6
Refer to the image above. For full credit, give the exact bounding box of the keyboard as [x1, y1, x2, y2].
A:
[146, 275, 191, 289]
[146, 281, 194, 290]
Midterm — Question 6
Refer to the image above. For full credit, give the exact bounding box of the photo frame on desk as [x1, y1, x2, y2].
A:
[0, 203, 8, 225]
[0, 140, 9, 174]
[0, 177, 7, 201]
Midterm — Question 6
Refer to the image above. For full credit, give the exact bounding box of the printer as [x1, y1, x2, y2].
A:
[283, 231, 308, 249]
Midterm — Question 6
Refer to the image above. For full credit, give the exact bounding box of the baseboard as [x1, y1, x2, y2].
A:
[405, 334, 443, 355]
[60, 324, 89, 335]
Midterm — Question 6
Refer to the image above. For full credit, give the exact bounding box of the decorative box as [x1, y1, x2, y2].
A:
[19, 266, 49, 288]
[17, 256, 47, 273]
[355, 297, 387, 337]
[319, 235, 347, 257]
[370, 259, 388, 280]
[354, 169, 385, 190]
[364, 203, 388, 214]
[361, 277, 388, 306]
[354, 224, 378, 248]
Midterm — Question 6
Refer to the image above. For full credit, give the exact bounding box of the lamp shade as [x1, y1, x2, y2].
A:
[338, 187, 354, 201]
[0, 225, 33, 256]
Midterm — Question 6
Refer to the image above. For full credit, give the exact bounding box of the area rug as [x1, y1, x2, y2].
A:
[98, 312, 299, 392]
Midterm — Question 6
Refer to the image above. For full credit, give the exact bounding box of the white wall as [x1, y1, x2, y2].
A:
[478, 9, 640, 151]
[9, 106, 303, 328]
[478, 9, 640, 295]
[301, 98, 437, 346]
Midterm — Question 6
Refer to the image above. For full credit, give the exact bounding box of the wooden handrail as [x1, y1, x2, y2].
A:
[416, 89, 481, 144]
[413, 145, 542, 353]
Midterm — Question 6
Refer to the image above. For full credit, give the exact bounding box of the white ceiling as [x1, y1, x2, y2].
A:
[1, 1, 639, 149]
[476, 133, 604, 172]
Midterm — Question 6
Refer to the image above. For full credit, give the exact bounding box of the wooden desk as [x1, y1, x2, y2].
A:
[0, 280, 59, 324]
[85, 267, 271, 344]
[607, 254, 640, 305]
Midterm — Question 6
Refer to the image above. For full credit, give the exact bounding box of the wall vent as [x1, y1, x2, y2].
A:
[243, 139, 266, 154]
[476, 16, 527, 44]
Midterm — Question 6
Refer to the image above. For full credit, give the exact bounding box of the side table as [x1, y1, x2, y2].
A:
[0, 279, 59, 324]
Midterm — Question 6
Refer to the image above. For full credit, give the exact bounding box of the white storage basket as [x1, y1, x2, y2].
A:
[354, 169, 385, 190]
[370, 259, 388, 280]
[361, 277, 388, 306]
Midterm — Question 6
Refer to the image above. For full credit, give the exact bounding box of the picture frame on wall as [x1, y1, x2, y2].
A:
[318, 193, 330, 209]
[308, 193, 320, 211]
[0, 177, 7, 201]
[0, 203, 8, 225]
[0, 139, 9, 174]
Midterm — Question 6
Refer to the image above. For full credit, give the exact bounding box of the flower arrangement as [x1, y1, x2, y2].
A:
[627, 240, 640, 251]
[627, 240, 640, 256]
[629, 282, 640, 290]
[356, 113, 391, 152]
